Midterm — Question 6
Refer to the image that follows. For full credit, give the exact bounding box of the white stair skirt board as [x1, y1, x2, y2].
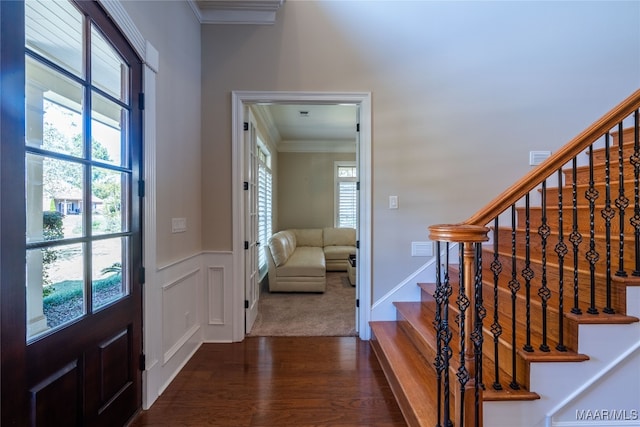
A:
[483, 287, 640, 427]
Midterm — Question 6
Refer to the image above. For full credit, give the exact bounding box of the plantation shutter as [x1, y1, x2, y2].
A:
[257, 161, 272, 272]
[338, 181, 357, 229]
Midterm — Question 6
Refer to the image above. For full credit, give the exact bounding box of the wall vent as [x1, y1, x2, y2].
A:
[529, 150, 552, 166]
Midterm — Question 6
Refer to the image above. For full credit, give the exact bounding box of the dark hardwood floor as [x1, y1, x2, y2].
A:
[129, 336, 406, 427]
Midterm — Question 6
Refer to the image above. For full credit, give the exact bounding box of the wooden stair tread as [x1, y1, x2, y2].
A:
[483, 386, 539, 402]
[417, 281, 572, 353]
[370, 321, 440, 427]
[565, 311, 639, 324]
[392, 301, 541, 401]
[517, 348, 589, 363]
[417, 283, 593, 362]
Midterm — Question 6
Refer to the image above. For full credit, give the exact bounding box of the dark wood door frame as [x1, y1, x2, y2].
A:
[0, 1, 29, 424]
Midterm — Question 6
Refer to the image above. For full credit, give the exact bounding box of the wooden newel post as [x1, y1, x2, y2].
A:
[429, 224, 490, 427]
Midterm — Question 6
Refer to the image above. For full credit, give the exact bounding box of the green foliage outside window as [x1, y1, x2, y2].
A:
[42, 211, 64, 295]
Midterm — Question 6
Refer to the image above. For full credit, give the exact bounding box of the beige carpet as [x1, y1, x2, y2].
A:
[248, 271, 357, 337]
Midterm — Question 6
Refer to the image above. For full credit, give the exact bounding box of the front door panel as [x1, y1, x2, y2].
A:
[0, 1, 143, 425]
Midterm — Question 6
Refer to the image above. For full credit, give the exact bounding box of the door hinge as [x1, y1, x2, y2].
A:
[244, 122, 249, 131]
[245, 300, 249, 309]
[356, 181, 360, 191]
[139, 93, 145, 110]
[356, 240, 360, 249]
[243, 181, 249, 191]
[356, 123, 360, 132]
[244, 241, 249, 250]
[356, 299, 360, 308]
[139, 267, 145, 284]
[139, 180, 145, 197]
[139, 353, 146, 371]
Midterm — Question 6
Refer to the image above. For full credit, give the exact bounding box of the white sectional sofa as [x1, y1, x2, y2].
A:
[265, 227, 356, 292]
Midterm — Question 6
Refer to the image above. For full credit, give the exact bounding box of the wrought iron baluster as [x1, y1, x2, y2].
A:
[570, 157, 583, 315]
[585, 143, 600, 315]
[522, 194, 534, 352]
[538, 181, 551, 352]
[555, 169, 568, 351]
[433, 241, 444, 427]
[601, 133, 615, 314]
[456, 244, 470, 426]
[508, 205, 521, 390]
[616, 121, 629, 277]
[473, 243, 485, 427]
[490, 220, 503, 390]
[441, 243, 453, 427]
[632, 109, 640, 276]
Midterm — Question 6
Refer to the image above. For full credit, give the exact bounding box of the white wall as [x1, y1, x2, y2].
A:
[200, 0, 640, 302]
[118, 0, 209, 409]
[121, 0, 202, 267]
[278, 151, 356, 230]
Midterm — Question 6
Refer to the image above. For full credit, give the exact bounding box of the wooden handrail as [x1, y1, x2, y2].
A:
[464, 89, 640, 228]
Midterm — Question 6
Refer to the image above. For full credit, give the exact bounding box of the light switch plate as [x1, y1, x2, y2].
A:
[172, 217, 187, 233]
[389, 195, 398, 209]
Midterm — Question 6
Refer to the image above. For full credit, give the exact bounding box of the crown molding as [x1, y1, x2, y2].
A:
[251, 105, 282, 145]
[188, 0, 285, 25]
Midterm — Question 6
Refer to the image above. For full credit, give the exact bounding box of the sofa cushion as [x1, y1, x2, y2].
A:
[293, 228, 323, 247]
[268, 230, 296, 267]
[277, 247, 326, 277]
[323, 245, 356, 261]
[323, 227, 356, 247]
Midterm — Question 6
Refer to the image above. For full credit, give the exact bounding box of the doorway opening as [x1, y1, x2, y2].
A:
[231, 91, 372, 342]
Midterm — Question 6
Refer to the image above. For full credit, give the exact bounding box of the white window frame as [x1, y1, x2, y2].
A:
[334, 161, 357, 229]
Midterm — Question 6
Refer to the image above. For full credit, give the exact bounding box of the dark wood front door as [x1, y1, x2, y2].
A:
[1, 1, 143, 425]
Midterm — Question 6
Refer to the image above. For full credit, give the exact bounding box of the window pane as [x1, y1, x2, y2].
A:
[92, 238, 127, 310]
[92, 92, 127, 166]
[92, 168, 128, 235]
[27, 57, 84, 157]
[27, 243, 86, 340]
[91, 24, 129, 102]
[26, 0, 83, 77]
[338, 166, 357, 178]
[26, 154, 84, 244]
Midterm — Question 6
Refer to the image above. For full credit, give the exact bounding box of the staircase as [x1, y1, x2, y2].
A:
[370, 90, 640, 427]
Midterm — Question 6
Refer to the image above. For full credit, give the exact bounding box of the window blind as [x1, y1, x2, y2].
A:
[338, 181, 357, 229]
[257, 162, 272, 271]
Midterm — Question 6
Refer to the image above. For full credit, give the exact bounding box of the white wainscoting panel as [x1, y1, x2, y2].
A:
[144, 253, 203, 408]
[208, 266, 225, 324]
[161, 268, 201, 363]
[202, 251, 235, 342]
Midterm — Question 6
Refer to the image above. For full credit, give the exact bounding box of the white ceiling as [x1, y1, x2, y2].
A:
[253, 104, 358, 153]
